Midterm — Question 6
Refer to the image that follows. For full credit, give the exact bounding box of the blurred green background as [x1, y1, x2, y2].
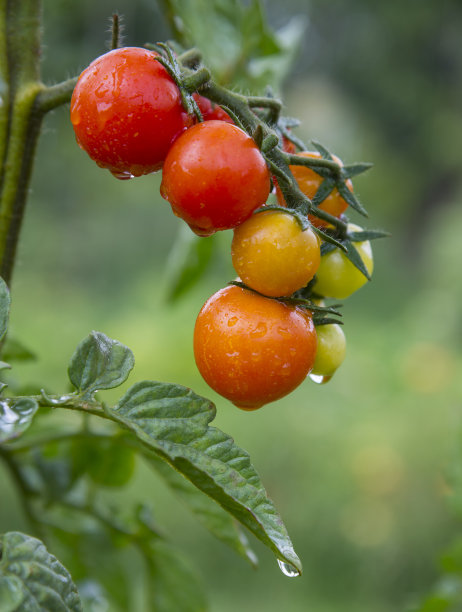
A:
[1, 0, 462, 610]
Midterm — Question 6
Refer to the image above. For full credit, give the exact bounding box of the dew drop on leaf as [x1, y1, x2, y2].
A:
[277, 559, 300, 578]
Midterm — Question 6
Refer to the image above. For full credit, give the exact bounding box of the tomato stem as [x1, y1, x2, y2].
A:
[178, 57, 351, 235]
[0, 0, 77, 286]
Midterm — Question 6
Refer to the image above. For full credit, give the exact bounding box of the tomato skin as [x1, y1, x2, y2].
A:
[160, 121, 271, 235]
[276, 151, 353, 227]
[314, 224, 374, 299]
[70, 47, 191, 177]
[192, 94, 234, 123]
[193, 285, 317, 409]
[231, 210, 320, 297]
[311, 323, 346, 377]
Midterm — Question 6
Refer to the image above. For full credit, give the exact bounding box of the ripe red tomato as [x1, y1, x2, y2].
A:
[276, 151, 353, 227]
[70, 47, 192, 178]
[192, 94, 234, 123]
[160, 121, 271, 235]
[231, 210, 320, 297]
[193, 285, 317, 409]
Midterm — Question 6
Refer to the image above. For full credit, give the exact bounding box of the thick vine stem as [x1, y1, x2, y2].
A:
[0, 0, 78, 286]
[178, 62, 349, 236]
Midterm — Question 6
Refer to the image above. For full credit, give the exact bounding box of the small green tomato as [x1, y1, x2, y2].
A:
[314, 223, 373, 299]
[311, 323, 346, 377]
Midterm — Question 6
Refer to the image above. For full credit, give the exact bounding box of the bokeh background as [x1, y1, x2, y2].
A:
[1, 0, 462, 610]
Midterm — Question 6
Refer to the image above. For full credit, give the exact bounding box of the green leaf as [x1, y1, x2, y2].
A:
[342, 162, 373, 179]
[313, 226, 346, 252]
[337, 181, 368, 217]
[311, 178, 335, 207]
[0, 398, 38, 443]
[0, 531, 82, 611]
[166, 225, 216, 302]
[0, 277, 10, 341]
[347, 229, 390, 241]
[164, 0, 303, 93]
[71, 436, 136, 488]
[312, 141, 333, 160]
[320, 241, 337, 256]
[149, 454, 258, 567]
[1, 336, 36, 363]
[48, 525, 130, 612]
[75, 580, 109, 612]
[68, 332, 134, 397]
[344, 241, 371, 281]
[108, 381, 302, 574]
[144, 539, 208, 612]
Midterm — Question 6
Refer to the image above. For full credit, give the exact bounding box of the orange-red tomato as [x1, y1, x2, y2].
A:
[231, 210, 320, 297]
[160, 121, 271, 236]
[70, 47, 192, 178]
[276, 151, 353, 227]
[193, 285, 317, 410]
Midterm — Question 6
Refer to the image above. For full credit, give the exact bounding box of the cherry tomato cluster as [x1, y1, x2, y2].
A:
[70, 45, 377, 411]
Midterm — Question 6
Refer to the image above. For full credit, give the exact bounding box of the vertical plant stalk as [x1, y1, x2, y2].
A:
[0, 0, 76, 287]
[0, 0, 43, 286]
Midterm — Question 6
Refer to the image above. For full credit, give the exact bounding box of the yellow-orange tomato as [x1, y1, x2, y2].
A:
[193, 285, 317, 410]
[276, 151, 353, 227]
[231, 210, 320, 297]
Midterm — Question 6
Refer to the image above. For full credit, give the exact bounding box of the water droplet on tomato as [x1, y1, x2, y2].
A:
[277, 560, 300, 578]
[251, 322, 267, 338]
[94, 83, 109, 98]
[110, 170, 134, 180]
[309, 373, 332, 384]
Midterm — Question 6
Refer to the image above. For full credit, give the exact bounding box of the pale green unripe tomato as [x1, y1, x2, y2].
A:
[311, 323, 346, 377]
[314, 224, 373, 299]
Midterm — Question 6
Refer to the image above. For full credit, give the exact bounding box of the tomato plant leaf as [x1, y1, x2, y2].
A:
[68, 332, 134, 398]
[311, 178, 335, 207]
[1, 336, 36, 363]
[337, 181, 368, 217]
[70, 436, 136, 488]
[342, 162, 373, 179]
[47, 522, 131, 611]
[344, 241, 372, 280]
[166, 225, 216, 302]
[0, 398, 38, 443]
[348, 229, 390, 241]
[148, 453, 258, 567]
[108, 381, 301, 574]
[144, 539, 208, 612]
[0, 276, 10, 341]
[312, 141, 333, 160]
[320, 241, 337, 256]
[0, 531, 82, 611]
[162, 0, 303, 93]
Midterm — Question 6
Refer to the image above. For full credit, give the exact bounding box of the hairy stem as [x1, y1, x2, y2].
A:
[0, 0, 77, 286]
